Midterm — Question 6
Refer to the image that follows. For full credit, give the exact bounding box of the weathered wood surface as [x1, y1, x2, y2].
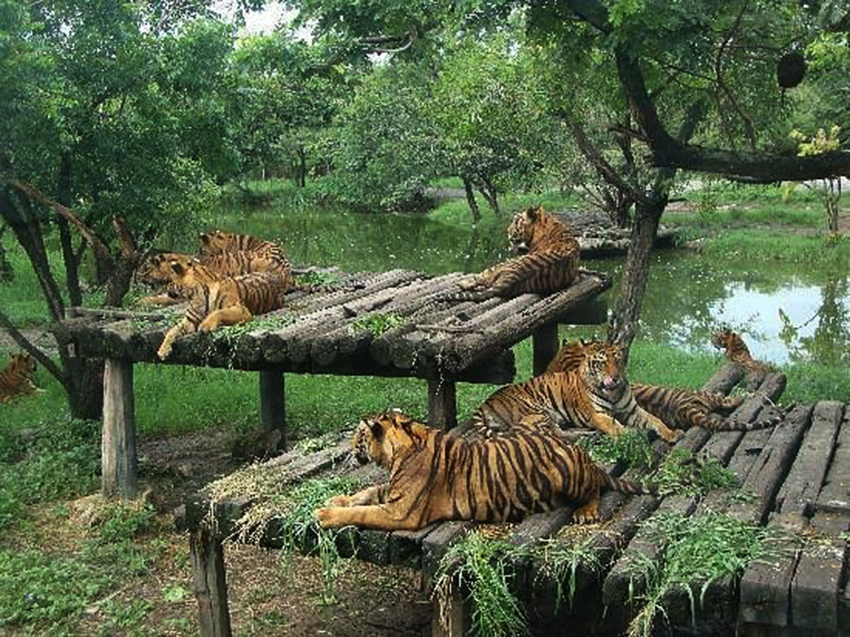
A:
[190, 526, 232, 637]
[59, 269, 611, 381]
[102, 358, 138, 499]
[258, 368, 286, 449]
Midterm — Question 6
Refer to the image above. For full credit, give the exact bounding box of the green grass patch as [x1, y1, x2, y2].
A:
[700, 230, 850, 267]
[652, 448, 738, 498]
[577, 428, 655, 471]
[348, 312, 406, 337]
[667, 204, 822, 228]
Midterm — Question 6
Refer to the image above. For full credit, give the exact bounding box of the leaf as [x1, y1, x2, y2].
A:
[162, 584, 189, 603]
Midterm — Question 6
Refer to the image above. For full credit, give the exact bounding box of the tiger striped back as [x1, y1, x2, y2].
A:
[449, 206, 580, 301]
[199, 230, 290, 268]
[0, 353, 38, 403]
[469, 341, 630, 439]
[314, 411, 655, 531]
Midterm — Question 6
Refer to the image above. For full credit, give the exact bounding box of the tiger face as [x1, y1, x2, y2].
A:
[198, 230, 230, 256]
[353, 411, 426, 469]
[545, 338, 588, 374]
[579, 342, 624, 393]
[136, 252, 192, 286]
[507, 205, 545, 254]
[712, 329, 739, 351]
[10, 353, 35, 375]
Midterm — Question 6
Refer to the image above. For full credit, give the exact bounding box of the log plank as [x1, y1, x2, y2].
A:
[816, 409, 850, 516]
[102, 358, 138, 500]
[190, 525, 232, 637]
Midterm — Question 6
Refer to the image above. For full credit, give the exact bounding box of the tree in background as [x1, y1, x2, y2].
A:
[0, 1, 242, 418]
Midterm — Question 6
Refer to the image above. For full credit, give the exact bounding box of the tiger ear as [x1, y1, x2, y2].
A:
[170, 261, 186, 276]
[368, 419, 385, 438]
[525, 206, 543, 221]
[200, 233, 210, 244]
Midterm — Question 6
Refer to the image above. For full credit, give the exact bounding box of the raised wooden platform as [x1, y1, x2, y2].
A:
[177, 363, 850, 636]
[56, 269, 611, 498]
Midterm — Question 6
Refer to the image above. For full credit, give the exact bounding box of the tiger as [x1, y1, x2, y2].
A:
[156, 260, 290, 360]
[467, 340, 681, 441]
[314, 411, 655, 531]
[136, 251, 291, 306]
[548, 339, 779, 434]
[0, 353, 38, 403]
[448, 205, 580, 301]
[199, 230, 289, 267]
[712, 328, 773, 389]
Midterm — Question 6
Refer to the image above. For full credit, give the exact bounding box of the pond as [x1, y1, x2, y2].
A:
[215, 206, 849, 368]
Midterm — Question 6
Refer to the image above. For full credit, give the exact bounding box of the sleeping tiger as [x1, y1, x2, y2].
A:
[449, 205, 580, 301]
[199, 230, 289, 267]
[156, 260, 290, 359]
[550, 339, 779, 433]
[0, 353, 38, 403]
[136, 251, 291, 306]
[314, 411, 654, 531]
[467, 340, 677, 440]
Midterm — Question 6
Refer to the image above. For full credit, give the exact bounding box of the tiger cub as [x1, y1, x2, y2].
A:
[0, 353, 39, 403]
[136, 251, 291, 306]
[314, 411, 654, 531]
[712, 329, 773, 390]
[199, 230, 289, 268]
[469, 340, 653, 439]
[156, 260, 290, 359]
[450, 205, 580, 301]
[541, 339, 681, 442]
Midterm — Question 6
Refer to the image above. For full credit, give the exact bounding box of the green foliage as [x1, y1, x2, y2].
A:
[625, 511, 772, 637]
[435, 531, 530, 637]
[349, 312, 407, 337]
[577, 429, 655, 471]
[534, 535, 607, 611]
[653, 449, 738, 497]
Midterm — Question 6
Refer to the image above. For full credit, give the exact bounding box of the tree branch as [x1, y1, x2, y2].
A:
[0, 309, 67, 385]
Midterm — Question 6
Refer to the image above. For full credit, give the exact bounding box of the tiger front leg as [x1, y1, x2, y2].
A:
[137, 293, 183, 307]
[640, 409, 682, 443]
[590, 411, 627, 437]
[157, 318, 197, 359]
[324, 484, 385, 508]
[315, 504, 422, 531]
[197, 305, 253, 332]
[571, 493, 602, 524]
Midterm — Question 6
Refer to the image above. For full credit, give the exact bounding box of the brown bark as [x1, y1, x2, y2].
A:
[462, 177, 482, 224]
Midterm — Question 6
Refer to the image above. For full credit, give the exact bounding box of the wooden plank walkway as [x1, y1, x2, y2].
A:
[56, 268, 611, 497]
[177, 361, 850, 636]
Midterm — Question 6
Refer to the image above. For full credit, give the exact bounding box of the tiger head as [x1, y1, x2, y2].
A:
[9, 353, 35, 375]
[166, 254, 203, 284]
[545, 338, 589, 374]
[712, 328, 742, 352]
[198, 230, 232, 256]
[507, 205, 549, 254]
[578, 341, 625, 393]
[135, 252, 191, 286]
[352, 411, 430, 469]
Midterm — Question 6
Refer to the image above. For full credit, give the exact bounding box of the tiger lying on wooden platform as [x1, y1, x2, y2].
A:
[0, 353, 39, 403]
[470, 340, 680, 442]
[136, 248, 291, 306]
[447, 205, 580, 301]
[548, 339, 781, 434]
[314, 411, 654, 531]
[199, 229, 290, 268]
[156, 259, 290, 360]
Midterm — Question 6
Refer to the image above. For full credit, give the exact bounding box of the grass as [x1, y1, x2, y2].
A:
[699, 230, 850, 267]
[348, 312, 407, 337]
[666, 205, 823, 228]
[578, 428, 656, 471]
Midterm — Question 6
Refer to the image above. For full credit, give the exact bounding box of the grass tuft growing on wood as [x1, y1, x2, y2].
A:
[577, 429, 655, 471]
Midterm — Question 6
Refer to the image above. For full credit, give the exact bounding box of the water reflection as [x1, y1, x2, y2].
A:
[220, 207, 849, 367]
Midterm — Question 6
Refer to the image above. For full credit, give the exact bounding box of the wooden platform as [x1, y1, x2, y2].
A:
[56, 269, 611, 498]
[176, 363, 850, 636]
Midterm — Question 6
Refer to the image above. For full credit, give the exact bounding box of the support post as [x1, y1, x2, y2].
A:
[259, 368, 286, 451]
[532, 322, 559, 376]
[432, 585, 471, 637]
[191, 525, 232, 637]
[428, 379, 457, 429]
[102, 358, 137, 499]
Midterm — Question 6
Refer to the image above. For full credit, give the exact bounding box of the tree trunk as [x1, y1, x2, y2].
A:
[462, 177, 482, 224]
[64, 355, 104, 420]
[297, 147, 307, 188]
[479, 177, 501, 216]
[57, 154, 83, 306]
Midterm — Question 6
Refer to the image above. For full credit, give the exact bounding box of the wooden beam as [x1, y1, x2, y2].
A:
[190, 526, 233, 637]
[427, 379, 457, 429]
[532, 322, 559, 376]
[259, 368, 286, 451]
[102, 358, 138, 499]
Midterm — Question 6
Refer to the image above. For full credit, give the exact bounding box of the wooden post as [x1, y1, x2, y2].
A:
[432, 585, 471, 637]
[428, 379, 457, 429]
[259, 368, 287, 450]
[102, 358, 137, 499]
[532, 322, 559, 376]
[191, 525, 232, 637]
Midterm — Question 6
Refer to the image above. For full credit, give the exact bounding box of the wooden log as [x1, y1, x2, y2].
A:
[816, 409, 850, 516]
[428, 379, 457, 429]
[258, 368, 286, 450]
[790, 513, 850, 633]
[431, 587, 471, 637]
[422, 521, 473, 588]
[702, 362, 745, 396]
[556, 296, 608, 325]
[776, 401, 844, 516]
[190, 525, 232, 637]
[389, 523, 441, 567]
[102, 358, 138, 500]
[532, 322, 559, 376]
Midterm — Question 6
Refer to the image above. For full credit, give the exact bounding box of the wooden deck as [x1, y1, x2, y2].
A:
[56, 268, 611, 498]
[177, 363, 850, 636]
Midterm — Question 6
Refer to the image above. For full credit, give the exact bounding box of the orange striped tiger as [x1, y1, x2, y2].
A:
[156, 260, 290, 359]
[712, 329, 772, 389]
[0, 353, 38, 403]
[199, 230, 289, 267]
[136, 251, 292, 306]
[549, 339, 778, 433]
[449, 205, 580, 301]
[314, 411, 654, 531]
[469, 340, 654, 439]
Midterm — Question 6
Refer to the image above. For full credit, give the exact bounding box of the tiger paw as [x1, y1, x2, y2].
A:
[315, 507, 341, 529]
[157, 343, 172, 360]
[456, 276, 480, 291]
[324, 495, 350, 508]
[571, 511, 601, 524]
[198, 318, 219, 332]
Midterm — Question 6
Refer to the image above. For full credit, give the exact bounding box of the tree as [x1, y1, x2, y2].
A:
[0, 2, 235, 418]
